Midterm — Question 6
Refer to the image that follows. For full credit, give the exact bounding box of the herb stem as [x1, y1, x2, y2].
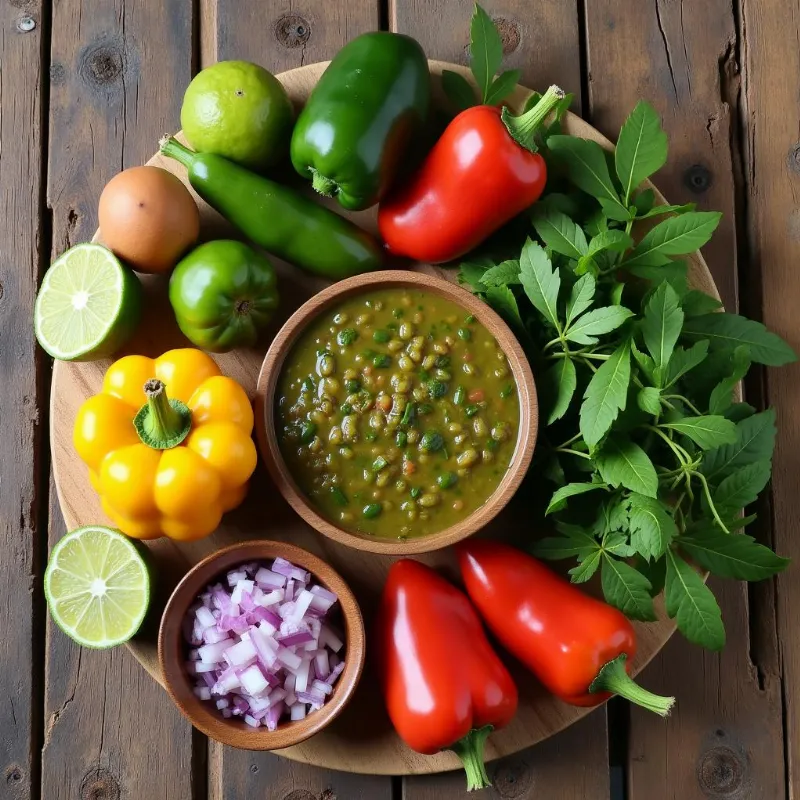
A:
[555, 447, 592, 460]
[662, 394, 704, 417]
[647, 425, 688, 466]
[693, 471, 730, 533]
[556, 431, 584, 449]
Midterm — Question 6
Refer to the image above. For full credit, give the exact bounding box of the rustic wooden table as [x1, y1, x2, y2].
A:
[3, 1, 796, 798]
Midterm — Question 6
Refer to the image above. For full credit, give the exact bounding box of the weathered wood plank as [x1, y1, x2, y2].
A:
[389, 0, 583, 110]
[203, 0, 387, 792]
[585, 1, 786, 797]
[42, 3, 198, 798]
[0, 1, 48, 798]
[739, 0, 800, 797]
[393, 2, 610, 796]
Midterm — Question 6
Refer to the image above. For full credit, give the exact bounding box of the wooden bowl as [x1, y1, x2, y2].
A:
[255, 270, 538, 556]
[158, 540, 365, 750]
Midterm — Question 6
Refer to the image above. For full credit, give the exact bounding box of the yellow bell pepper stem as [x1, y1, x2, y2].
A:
[134, 379, 192, 449]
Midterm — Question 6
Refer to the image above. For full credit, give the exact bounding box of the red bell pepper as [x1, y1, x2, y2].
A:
[378, 85, 564, 264]
[376, 559, 518, 791]
[457, 540, 675, 715]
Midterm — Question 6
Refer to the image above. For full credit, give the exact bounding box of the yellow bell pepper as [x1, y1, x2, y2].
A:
[73, 348, 257, 541]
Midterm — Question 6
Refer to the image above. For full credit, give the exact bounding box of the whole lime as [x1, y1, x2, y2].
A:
[180, 61, 294, 170]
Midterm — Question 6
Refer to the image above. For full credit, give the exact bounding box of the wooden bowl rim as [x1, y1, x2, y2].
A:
[158, 539, 366, 750]
[255, 269, 538, 555]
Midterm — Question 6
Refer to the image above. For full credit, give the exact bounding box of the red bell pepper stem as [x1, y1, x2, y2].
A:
[450, 725, 493, 791]
[589, 654, 675, 717]
[502, 84, 566, 152]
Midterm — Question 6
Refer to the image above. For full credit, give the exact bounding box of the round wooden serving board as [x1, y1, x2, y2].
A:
[51, 61, 720, 775]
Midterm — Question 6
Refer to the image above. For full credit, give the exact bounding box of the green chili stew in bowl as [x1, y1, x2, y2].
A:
[256, 271, 537, 556]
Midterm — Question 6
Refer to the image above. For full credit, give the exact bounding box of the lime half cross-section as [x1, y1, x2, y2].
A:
[45, 526, 151, 649]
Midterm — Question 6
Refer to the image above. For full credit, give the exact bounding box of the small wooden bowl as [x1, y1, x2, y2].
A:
[158, 540, 365, 750]
[256, 270, 538, 555]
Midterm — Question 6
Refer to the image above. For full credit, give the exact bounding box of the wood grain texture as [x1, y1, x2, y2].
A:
[739, 0, 800, 797]
[585, 1, 787, 797]
[0, 2, 47, 798]
[50, 61, 715, 776]
[389, 0, 582, 110]
[42, 2, 198, 798]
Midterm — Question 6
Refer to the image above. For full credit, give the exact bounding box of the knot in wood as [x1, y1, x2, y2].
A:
[493, 17, 521, 55]
[79, 767, 120, 800]
[697, 745, 746, 797]
[684, 164, 713, 194]
[787, 143, 800, 174]
[491, 755, 534, 797]
[275, 14, 311, 49]
[281, 791, 316, 800]
[5, 765, 23, 784]
[80, 41, 123, 88]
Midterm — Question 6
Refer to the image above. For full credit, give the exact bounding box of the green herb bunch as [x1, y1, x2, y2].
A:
[459, 100, 795, 650]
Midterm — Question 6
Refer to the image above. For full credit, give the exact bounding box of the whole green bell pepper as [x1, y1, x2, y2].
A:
[291, 32, 430, 211]
[169, 240, 278, 352]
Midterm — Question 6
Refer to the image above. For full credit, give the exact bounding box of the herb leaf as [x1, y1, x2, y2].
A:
[628, 493, 676, 560]
[682, 313, 797, 366]
[441, 70, 478, 111]
[708, 346, 750, 414]
[546, 482, 608, 515]
[664, 341, 709, 387]
[615, 100, 668, 204]
[596, 437, 658, 497]
[635, 202, 696, 220]
[531, 206, 589, 259]
[625, 211, 722, 267]
[566, 273, 596, 327]
[519, 238, 561, 330]
[601, 555, 657, 621]
[681, 290, 722, 317]
[480, 259, 521, 287]
[713, 460, 772, 511]
[458, 261, 488, 291]
[543, 356, 577, 424]
[701, 409, 776, 484]
[678, 530, 790, 581]
[484, 284, 526, 337]
[588, 229, 634, 255]
[637, 386, 662, 415]
[469, 4, 503, 103]
[641, 282, 684, 369]
[484, 69, 521, 106]
[547, 135, 628, 217]
[565, 306, 634, 345]
[569, 550, 603, 583]
[661, 415, 737, 450]
[580, 340, 631, 446]
[665, 550, 725, 649]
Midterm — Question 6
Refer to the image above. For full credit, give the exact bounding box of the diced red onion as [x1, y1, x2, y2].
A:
[184, 557, 344, 732]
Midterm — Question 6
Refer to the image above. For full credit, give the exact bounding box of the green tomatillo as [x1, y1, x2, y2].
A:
[169, 240, 278, 353]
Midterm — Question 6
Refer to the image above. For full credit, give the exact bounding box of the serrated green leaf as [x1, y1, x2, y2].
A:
[540, 192, 583, 218]
[637, 386, 662, 415]
[626, 260, 689, 284]
[635, 202, 696, 220]
[615, 100, 668, 204]
[602, 531, 636, 557]
[484, 283, 526, 340]
[546, 482, 608, 515]
[682, 313, 796, 367]
[441, 69, 478, 111]
[633, 188, 656, 215]
[469, 4, 503, 103]
[531, 206, 589, 259]
[585, 208, 609, 237]
[713, 460, 772, 511]
[661, 415, 737, 450]
[625, 211, 722, 267]
[680, 290, 722, 317]
[484, 69, 521, 106]
[632, 341, 657, 383]
[702, 409, 777, 484]
[664, 341, 709, 387]
[628, 493, 676, 560]
[532, 536, 595, 561]
[547, 135, 628, 216]
[480, 259, 521, 287]
[542, 356, 577, 425]
[458, 261, 488, 291]
[678, 531, 790, 581]
[588, 229, 634, 256]
[637, 555, 667, 596]
[665, 550, 725, 649]
[519, 238, 561, 329]
[569, 549, 602, 583]
[709, 346, 750, 414]
[596, 437, 659, 497]
[565, 306, 634, 345]
[601, 555, 657, 621]
[642, 282, 684, 370]
[566, 273, 596, 327]
[580, 340, 631, 446]
[725, 402, 756, 422]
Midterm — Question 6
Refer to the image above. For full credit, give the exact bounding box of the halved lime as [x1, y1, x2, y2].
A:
[34, 243, 142, 361]
[45, 526, 151, 649]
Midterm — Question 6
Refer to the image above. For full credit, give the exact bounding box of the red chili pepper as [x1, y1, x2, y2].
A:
[457, 540, 675, 716]
[376, 559, 518, 791]
[378, 86, 564, 264]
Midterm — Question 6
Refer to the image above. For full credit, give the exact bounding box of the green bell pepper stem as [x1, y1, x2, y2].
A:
[588, 653, 675, 716]
[134, 379, 192, 450]
[310, 169, 337, 197]
[448, 725, 493, 791]
[159, 136, 193, 169]
[502, 84, 566, 152]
